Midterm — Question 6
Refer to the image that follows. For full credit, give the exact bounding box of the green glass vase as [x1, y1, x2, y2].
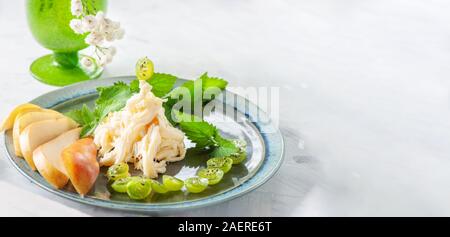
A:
[26, 0, 108, 86]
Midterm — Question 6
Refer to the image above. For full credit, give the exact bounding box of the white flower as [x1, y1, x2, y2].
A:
[85, 31, 104, 46]
[81, 57, 93, 67]
[81, 15, 97, 32]
[113, 28, 125, 40]
[71, 0, 83, 17]
[71, 0, 82, 6]
[103, 18, 113, 27]
[104, 31, 115, 41]
[68, 5, 123, 68]
[95, 18, 111, 40]
[95, 11, 105, 23]
[69, 19, 84, 34]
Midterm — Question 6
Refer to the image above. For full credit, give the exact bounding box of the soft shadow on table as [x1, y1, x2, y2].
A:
[256, 125, 322, 216]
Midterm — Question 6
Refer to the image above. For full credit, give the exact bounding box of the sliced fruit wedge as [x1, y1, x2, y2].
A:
[33, 151, 69, 189]
[33, 128, 81, 189]
[0, 103, 41, 132]
[13, 110, 65, 157]
[62, 138, 99, 196]
[19, 117, 78, 170]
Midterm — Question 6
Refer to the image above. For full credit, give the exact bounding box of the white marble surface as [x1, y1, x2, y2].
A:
[1, 0, 450, 216]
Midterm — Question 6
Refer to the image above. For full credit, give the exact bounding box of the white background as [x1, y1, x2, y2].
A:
[0, 0, 450, 216]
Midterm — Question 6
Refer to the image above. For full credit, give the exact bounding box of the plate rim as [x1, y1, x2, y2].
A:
[2, 76, 285, 213]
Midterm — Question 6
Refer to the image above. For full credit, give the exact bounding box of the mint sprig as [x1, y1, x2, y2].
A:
[164, 73, 228, 124]
[176, 111, 240, 157]
[65, 71, 236, 158]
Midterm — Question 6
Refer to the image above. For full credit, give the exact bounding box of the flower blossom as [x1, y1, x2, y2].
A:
[71, 0, 83, 17]
[69, 19, 84, 34]
[81, 15, 97, 32]
[69, 2, 124, 68]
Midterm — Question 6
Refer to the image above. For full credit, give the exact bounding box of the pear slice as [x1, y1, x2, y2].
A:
[19, 118, 78, 170]
[33, 128, 81, 189]
[33, 152, 69, 189]
[0, 103, 41, 132]
[62, 138, 99, 195]
[13, 110, 65, 157]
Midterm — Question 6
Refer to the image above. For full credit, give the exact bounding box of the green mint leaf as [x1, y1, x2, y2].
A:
[200, 72, 228, 92]
[163, 103, 176, 126]
[129, 79, 140, 93]
[94, 81, 134, 119]
[130, 73, 177, 98]
[172, 110, 203, 123]
[164, 72, 228, 124]
[67, 81, 136, 138]
[179, 121, 219, 148]
[148, 73, 177, 97]
[176, 111, 240, 156]
[65, 108, 84, 126]
[169, 72, 227, 106]
[79, 121, 98, 138]
[65, 104, 95, 126]
[210, 136, 239, 157]
[65, 104, 98, 137]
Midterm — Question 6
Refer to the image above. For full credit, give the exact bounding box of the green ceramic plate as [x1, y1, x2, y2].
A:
[2, 76, 284, 212]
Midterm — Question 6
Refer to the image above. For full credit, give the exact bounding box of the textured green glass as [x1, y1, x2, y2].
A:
[26, 0, 108, 86]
